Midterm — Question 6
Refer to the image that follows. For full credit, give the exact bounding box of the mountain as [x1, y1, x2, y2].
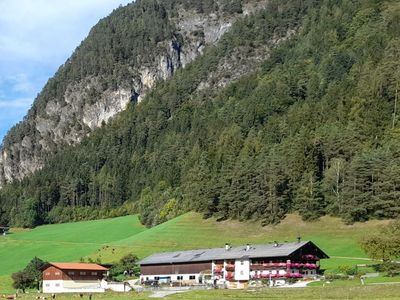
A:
[0, 0, 399, 228]
[0, 0, 268, 186]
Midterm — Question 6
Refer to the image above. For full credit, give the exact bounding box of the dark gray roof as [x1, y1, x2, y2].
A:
[139, 241, 324, 265]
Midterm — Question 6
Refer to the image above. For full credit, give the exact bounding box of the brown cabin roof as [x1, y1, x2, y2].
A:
[46, 262, 108, 271]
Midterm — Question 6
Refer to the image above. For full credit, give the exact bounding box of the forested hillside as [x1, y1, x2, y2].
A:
[0, 0, 264, 185]
[1, 0, 399, 228]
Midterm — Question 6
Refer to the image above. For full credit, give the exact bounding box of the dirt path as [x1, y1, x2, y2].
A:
[330, 256, 374, 261]
[149, 290, 187, 298]
[276, 281, 313, 288]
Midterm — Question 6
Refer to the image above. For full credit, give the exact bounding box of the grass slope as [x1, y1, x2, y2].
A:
[11, 215, 147, 243]
[94, 213, 386, 272]
[0, 212, 391, 293]
[0, 216, 146, 276]
[170, 285, 400, 300]
[5, 285, 400, 299]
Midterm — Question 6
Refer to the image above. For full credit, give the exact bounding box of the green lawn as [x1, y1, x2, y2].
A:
[0, 275, 13, 294]
[6, 285, 400, 300]
[95, 213, 386, 273]
[0, 212, 393, 294]
[0, 215, 145, 276]
[0, 239, 100, 276]
[309, 276, 400, 287]
[169, 285, 400, 299]
[10, 215, 146, 243]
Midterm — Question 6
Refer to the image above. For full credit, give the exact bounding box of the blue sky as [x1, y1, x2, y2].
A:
[0, 0, 132, 143]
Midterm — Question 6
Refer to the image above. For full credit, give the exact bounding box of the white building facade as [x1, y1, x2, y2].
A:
[139, 241, 328, 288]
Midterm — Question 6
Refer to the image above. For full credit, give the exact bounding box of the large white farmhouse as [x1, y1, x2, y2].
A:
[139, 241, 329, 288]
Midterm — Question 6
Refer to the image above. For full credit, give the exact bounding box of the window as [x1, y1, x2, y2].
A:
[45, 284, 50, 287]
[177, 276, 183, 280]
[68, 271, 75, 276]
[240, 271, 244, 275]
[55, 283, 60, 287]
[241, 261, 244, 265]
[55, 272, 60, 275]
[91, 272, 97, 276]
[189, 275, 195, 280]
[45, 272, 50, 276]
[154, 276, 160, 280]
[80, 271, 86, 275]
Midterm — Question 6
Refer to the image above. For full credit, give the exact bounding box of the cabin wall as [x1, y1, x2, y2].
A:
[61, 269, 105, 281]
[43, 266, 63, 280]
[42, 279, 105, 294]
[43, 267, 105, 281]
[141, 262, 211, 275]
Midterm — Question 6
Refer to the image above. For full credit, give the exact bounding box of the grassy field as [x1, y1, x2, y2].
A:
[0, 216, 145, 276]
[309, 276, 400, 287]
[169, 285, 400, 299]
[94, 213, 385, 271]
[11, 216, 147, 243]
[6, 285, 400, 300]
[0, 275, 13, 294]
[0, 212, 392, 294]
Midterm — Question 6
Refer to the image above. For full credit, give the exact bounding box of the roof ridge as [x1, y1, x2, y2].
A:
[47, 262, 109, 271]
[139, 241, 317, 265]
[145, 241, 309, 255]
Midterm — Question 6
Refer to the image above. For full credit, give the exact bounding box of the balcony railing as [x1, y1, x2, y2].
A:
[251, 273, 303, 279]
[302, 254, 320, 261]
[250, 262, 319, 270]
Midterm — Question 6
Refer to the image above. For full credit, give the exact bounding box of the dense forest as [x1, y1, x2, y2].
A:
[1, 0, 399, 228]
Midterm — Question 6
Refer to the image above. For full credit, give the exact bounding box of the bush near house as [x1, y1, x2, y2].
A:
[360, 219, 400, 277]
[109, 254, 140, 281]
[11, 257, 46, 292]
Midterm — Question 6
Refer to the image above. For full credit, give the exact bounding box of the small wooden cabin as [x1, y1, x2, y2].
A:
[42, 262, 108, 293]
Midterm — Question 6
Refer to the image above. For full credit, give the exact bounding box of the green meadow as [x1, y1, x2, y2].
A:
[0, 212, 393, 294]
[0, 216, 146, 276]
[100, 213, 385, 271]
[6, 285, 400, 300]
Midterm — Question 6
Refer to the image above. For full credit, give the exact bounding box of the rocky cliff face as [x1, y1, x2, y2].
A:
[0, 0, 271, 186]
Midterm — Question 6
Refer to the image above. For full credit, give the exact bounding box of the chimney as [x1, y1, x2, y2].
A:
[225, 243, 230, 251]
[297, 235, 301, 243]
[246, 244, 250, 251]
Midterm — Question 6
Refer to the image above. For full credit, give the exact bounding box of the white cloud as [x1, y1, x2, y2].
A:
[4, 74, 34, 93]
[0, 98, 33, 109]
